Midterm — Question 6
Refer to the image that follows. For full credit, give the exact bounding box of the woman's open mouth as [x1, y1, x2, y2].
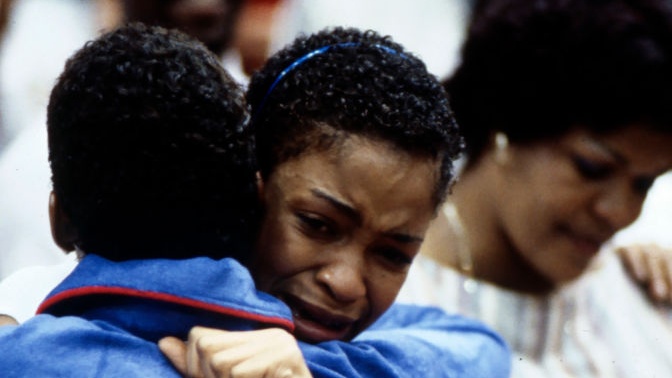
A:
[282, 294, 357, 343]
[559, 224, 607, 257]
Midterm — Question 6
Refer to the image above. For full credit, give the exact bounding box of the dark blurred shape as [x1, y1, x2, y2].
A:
[120, 0, 244, 56]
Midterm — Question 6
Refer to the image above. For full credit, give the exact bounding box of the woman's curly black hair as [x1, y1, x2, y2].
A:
[450, 0, 672, 162]
[47, 23, 257, 261]
[247, 27, 463, 208]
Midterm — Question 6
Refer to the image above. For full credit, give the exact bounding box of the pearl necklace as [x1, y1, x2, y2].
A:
[443, 202, 472, 274]
[443, 201, 478, 293]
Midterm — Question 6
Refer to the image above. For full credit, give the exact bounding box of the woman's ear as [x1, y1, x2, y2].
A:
[49, 191, 78, 253]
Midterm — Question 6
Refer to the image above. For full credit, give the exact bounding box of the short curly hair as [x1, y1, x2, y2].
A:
[450, 0, 672, 161]
[47, 23, 257, 261]
[247, 27, 463, 208]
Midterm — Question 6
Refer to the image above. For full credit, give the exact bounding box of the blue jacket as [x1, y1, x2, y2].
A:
[0, 255, 510, 377]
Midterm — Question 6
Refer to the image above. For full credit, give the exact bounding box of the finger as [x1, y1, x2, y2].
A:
[190, 327, 247, 352]
[643, 247, 668, 302]
[197, 345, 219, 378]
[0, 315, 18, 326]
[187, 328, 306, 378]
[158, 337, 189, 376]
[617, 246, 648, 282]
[202, 336, 268, 378]
[227, 344, 311, 378]
[214, 353, 292, 378]
[662, 252, 672, 304]
[185, 328, 217, 378]
[201, 329, 306, 378]
[191, 327, 242, 378]
[232, 359, 306, 378]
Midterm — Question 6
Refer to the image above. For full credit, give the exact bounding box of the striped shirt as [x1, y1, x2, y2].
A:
[398, 252, 672, 377]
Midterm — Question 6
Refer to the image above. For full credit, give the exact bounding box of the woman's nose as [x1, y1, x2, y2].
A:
[594, 183, 645, 232]
[315, 257, 366, 303]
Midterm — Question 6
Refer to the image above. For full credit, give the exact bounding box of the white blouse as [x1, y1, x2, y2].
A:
[398, 252, 672, 377]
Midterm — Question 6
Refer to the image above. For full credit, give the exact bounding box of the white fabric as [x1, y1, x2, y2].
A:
[613, 171, 672, 248]
[0, 0, 98, 279]
[0, 117, 70, 280]
[270, 0, 471, 79]
[0, 0, 96, 147]
[398, 251, 672, 377]
[0, 258, 77, 323]
[220, 49, 249, 86]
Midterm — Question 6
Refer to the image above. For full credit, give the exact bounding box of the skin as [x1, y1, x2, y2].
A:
[251, 135, 439, 343]
[159, 135, 441, 376]
[0, 315, 18, 326]
[618, 244, 672, 304]
[160, 327, 311, 378]
[424, 125, 672, 294]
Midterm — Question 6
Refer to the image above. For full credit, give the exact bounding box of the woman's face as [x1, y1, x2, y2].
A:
[251, 136, 438, 343]
[123, 0, 239, 55]
[493, 125, 672, 285]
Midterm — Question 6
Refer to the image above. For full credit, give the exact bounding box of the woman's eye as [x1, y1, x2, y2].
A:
[377, 247, 412, 269]
[296, 213, 334, 236]
[573, 156, 611, 180]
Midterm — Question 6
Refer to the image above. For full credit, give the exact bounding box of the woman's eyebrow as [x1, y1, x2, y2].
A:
[310, 188, 424, 244]
[584, 137, 624, 163]
[310, 188, 360, 222]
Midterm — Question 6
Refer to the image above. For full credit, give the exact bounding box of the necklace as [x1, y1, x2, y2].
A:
[443, 202, 473, 274]
[443, 202, 478, 293]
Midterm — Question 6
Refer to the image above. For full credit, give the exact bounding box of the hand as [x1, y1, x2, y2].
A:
[159, 327, 313, 378]
[617, 244, 672, 304]
[0, 314, 18, 326]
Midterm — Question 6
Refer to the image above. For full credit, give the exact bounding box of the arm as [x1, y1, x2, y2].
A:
[617, 244, 672, 304]
[161, 304, 511, 378]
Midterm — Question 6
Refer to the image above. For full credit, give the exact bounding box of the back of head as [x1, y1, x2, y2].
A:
[450, 0, 672, 160]
[247, 27, 463, 207]
[48, 23, 257, 261]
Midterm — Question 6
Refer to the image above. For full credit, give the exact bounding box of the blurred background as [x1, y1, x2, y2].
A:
[0, 0, 476, 280]
[0, 0, 669, 281]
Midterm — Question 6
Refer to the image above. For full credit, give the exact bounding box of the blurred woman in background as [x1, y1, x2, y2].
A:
[398, 0, 672, 376]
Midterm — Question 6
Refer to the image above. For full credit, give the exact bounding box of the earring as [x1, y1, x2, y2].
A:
[494, 131, 509, 164]
[495, 131, 509, 150]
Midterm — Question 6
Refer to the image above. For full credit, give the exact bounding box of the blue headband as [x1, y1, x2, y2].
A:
[254, 42, 406, 119]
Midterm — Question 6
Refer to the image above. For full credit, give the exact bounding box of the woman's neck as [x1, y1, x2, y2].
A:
[422, 156, 555, 295]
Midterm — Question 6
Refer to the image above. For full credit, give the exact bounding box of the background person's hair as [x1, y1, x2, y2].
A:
[449, 0, 672, 161]
[247, 27, 463, 208]
[0, 0, 13, 39]
[47, 23, 258, 261]
[120, 0, 245, 56]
